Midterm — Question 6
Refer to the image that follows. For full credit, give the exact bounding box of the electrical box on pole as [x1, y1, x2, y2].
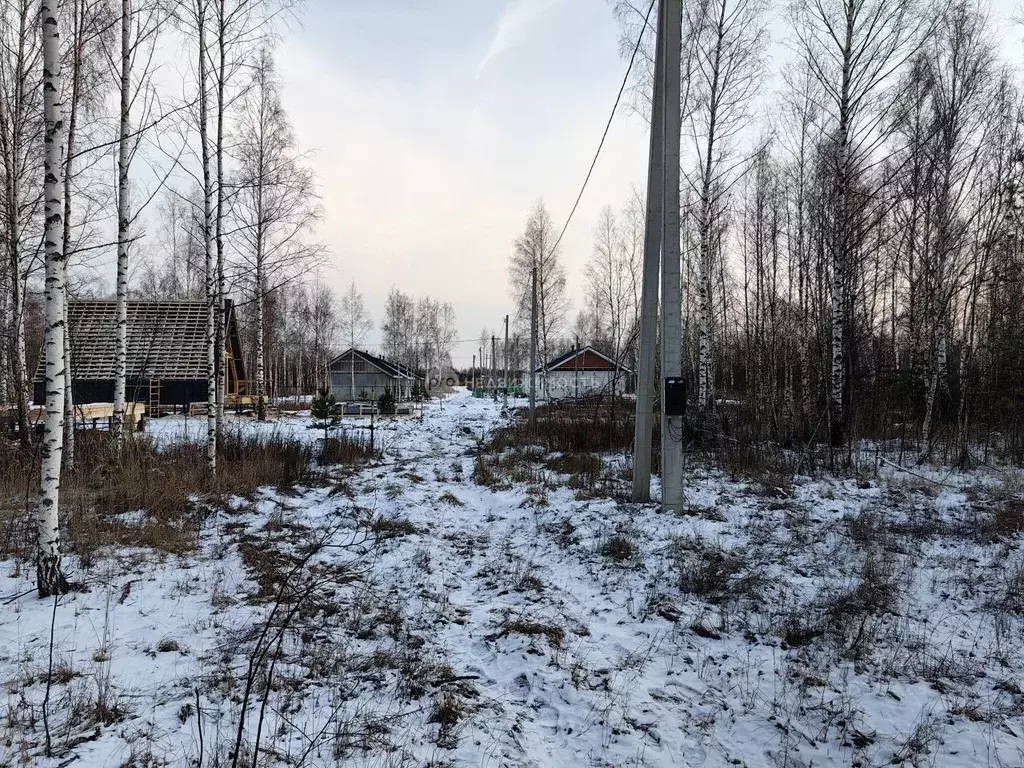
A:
[665, 377, 686, 417]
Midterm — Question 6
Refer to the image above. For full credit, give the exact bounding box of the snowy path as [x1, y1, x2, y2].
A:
[2, 389, 1023, 767]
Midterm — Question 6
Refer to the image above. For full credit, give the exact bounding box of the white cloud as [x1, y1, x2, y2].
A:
[478, 0, 561, 76]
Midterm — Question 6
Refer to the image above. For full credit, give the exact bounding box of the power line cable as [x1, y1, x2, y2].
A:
[546, 0, 658, 259]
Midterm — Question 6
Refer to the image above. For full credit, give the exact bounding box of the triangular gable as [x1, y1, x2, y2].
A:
[536, 345, 632, 374]
[328, 348, 411, 378]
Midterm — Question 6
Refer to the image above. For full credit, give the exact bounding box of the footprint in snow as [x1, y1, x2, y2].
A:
[529, 698, 561, 735]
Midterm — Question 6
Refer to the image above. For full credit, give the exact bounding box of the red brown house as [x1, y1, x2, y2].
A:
[535, 345, 633, 400]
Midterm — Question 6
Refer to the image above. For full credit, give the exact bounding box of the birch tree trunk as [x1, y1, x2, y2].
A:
[255, 252, 266, 420]
[63, 300, 73, 470]
[198, 0, 217, 475]
[0, 2, 32, 445]
[38, 0, 70, 598]
[0, 266, 8, 406]
[213, 0, 227, 429]
[112, 0, 131, 449]
[61, 0, 88, 472]
[8, 244, 30, 445]
[828, 5, 856, 449]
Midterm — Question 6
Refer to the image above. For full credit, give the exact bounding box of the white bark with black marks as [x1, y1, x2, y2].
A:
[113, 0, 132, 448]
[38, 0, 70, 598]
[197, 0, 217, 474]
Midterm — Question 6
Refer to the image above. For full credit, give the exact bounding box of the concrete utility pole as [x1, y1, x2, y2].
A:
[632, 0, 668, 503]
[660, 0, 684, 513]
[529, 265, 537, 427]
[503, 314, 509, 409]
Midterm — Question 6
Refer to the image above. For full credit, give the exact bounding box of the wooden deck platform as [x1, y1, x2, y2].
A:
[9, 402, 149, 431]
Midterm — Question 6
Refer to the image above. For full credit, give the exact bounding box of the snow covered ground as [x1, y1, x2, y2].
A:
[2, 389, 1023, 767]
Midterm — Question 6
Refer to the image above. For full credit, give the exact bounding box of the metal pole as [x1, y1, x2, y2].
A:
[529, 266, 537, 427]
[661, 0, 684, 513]
[631, 0, 667, 503]
[491, 334, 497, 400]
[503, 314, 509, 409]
[472, 354, 476, 391]
[575, 335, 580, 401]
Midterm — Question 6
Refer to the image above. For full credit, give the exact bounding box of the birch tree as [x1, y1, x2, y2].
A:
[338, 280, 371, 399]
[38, 0, 70, 598]
[586, 203, 641, 389]
[792, 0, 925, 446]
[687, 0, 767, 422]
[231, 45, 321, 420]
[508, 200, 568, 382]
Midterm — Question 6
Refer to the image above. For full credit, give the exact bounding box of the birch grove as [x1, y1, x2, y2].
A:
[603, 0, 1024, 464]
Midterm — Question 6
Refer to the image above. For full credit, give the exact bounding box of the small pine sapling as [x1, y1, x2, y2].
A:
[310, 387, 340, 442]
[378, 387, 396, 415]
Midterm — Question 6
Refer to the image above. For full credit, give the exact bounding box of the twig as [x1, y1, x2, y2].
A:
[43, 592, 59, 756]
[878, 456, 958, 488]
[1, 587, 37, 605]
[196, 688, 204, 768]
[430, 674, 481, 686]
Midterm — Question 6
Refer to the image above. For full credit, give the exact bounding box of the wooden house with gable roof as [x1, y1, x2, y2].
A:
[33, 299, 246, 414]
[535, 345, 633, 400]
[327, 348, 422, 402]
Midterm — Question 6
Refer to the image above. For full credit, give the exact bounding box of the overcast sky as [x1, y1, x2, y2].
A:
[273, 0, 652, 364]
[269, 0, 1022, 366]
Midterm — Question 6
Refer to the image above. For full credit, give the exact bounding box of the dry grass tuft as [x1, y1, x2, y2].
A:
[672, 535, 754, 605]
[488, 616, 566, 650]
[370, 515, 418, 539]
[600, 533, 637, 563]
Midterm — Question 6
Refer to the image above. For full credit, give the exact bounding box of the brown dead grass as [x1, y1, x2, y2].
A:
[0, 428, 374, 561]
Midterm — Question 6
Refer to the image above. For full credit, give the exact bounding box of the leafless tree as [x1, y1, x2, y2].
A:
[792, 0, 927, 445]
[509, 200, 568, 381]
[230, 45, 321, 419]
[337, 280, 371, 399]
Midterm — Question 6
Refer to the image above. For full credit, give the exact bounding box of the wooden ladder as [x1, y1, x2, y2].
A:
[148, 379, 161, 418]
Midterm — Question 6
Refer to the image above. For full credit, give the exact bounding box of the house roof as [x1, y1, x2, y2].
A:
[328, 348, 419, 379]
[536, 345, 633, 374]
[34, 299, 245, 382]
